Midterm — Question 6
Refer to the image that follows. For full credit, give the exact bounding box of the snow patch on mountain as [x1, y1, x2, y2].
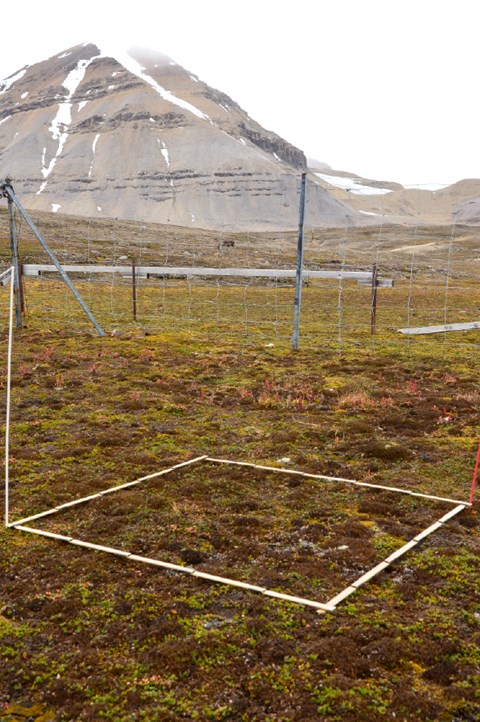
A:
[38, 53, 101, 193]
[88, 134, 100, 178]
[315, 172, 393, 196]
[159, 140, 170, 167]
[0, 67, 27, 94]
[101, 46, 211, 123]
[403, 182, 450, 191]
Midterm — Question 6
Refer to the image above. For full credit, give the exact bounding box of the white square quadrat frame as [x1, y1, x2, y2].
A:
[7, 455, 470, 614]
[2, 264, 472, 613]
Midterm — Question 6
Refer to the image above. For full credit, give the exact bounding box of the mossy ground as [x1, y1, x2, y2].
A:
[1, 204, 480, 722]
[0, 319, 479, 721]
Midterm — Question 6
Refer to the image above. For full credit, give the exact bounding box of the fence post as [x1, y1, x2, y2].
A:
[18, 259, 26, 315]
[132, 258, 137, 322]
[371, 262, 378, 335]
[7, 196, 22, 329]
[292, 172, 307, 350]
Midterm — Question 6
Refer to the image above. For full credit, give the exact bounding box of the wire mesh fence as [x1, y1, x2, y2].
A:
[1, 197, 480, 352]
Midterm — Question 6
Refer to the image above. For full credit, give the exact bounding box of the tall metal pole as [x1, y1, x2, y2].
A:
[292, 172, 307, 350]
[7, 197, 22, 329]
[132, 258, 137, 322]
[5, 267, 14, 526]
[371, 262, 378, 335]
[18, 259, 26, 315]
[2, 182, 106, 337]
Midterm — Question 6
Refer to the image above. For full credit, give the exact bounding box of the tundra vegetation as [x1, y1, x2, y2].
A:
[0, 211, 479, 721]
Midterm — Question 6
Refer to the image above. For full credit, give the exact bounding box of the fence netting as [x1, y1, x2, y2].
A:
[1, 194, 480, 353]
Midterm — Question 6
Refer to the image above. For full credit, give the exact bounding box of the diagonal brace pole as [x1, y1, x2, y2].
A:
[1, 182, 106, 337]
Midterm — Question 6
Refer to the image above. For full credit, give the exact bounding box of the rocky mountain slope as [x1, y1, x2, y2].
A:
[0, 43, 359, 230]
[311, 167, 480, 226]
[1, 43, 479, 231]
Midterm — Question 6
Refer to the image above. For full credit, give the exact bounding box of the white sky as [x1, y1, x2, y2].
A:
[1, 0, 478, 186]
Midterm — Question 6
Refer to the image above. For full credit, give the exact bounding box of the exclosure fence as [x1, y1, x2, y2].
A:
[1, 196, 480, 350]
[19, 263, 391, 342]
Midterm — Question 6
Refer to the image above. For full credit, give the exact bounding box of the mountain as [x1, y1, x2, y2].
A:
[311, 168, 480, 226]
[0, 43, 360, 231]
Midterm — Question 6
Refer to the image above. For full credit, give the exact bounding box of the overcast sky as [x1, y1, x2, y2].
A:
[1, 0, 478, 186]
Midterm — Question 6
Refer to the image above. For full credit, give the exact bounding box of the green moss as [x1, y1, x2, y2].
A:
[1, 272, 480, 722]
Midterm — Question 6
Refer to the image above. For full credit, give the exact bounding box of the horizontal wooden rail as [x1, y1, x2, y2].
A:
[21, 264, 394, 287]
[0, 267, 13, 286]
[398, 320, 480, 335]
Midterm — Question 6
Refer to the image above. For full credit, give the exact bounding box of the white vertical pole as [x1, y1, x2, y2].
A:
[5, 267, 14, 527]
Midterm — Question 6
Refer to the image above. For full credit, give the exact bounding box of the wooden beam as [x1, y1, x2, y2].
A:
[398, 321, 480, 335]
[22, 263, 393, 286]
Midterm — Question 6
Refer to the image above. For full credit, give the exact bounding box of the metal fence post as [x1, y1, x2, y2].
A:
[132, 259, 137, 322]
[7, 197, 22, 329]
[371, 262, 378, 335]
[292, 172, 307, 350]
